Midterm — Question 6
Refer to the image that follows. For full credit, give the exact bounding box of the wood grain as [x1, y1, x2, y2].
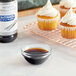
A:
[18, 4, 58, 18]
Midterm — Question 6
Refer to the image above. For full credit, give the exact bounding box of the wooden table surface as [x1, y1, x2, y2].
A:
[18, 4, 58, 18]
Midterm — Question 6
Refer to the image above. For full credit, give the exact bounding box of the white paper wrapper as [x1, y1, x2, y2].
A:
[37, 13, 60, 30]
[59, 24, 76, 39]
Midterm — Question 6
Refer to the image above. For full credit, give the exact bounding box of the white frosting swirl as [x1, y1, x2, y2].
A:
[60, 0, 76, 8]
[37, 0, 58, 17]
[61, 8, 76, 25]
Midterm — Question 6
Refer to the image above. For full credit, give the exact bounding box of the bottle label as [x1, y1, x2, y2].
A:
[0, 1, 17, 35]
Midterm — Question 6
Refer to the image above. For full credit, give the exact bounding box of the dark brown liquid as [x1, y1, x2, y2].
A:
[25, 48, 48, 54]
[23, 48, 50, 65]
[0, 33, 17, 43]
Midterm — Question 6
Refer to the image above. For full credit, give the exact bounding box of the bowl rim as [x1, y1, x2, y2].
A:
[21, 43, 52, 58]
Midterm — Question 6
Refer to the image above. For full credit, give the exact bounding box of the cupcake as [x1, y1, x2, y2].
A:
[59, 0, 76, 18]
[59, 8, 76, 39]
[36, 0, 60, 31]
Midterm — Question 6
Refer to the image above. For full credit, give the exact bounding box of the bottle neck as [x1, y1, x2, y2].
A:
[0, 0, 15, 2]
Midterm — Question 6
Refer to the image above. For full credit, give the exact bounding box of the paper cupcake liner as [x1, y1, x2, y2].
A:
[59, 24, 76, 39]
[37, 13, 60, 30]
